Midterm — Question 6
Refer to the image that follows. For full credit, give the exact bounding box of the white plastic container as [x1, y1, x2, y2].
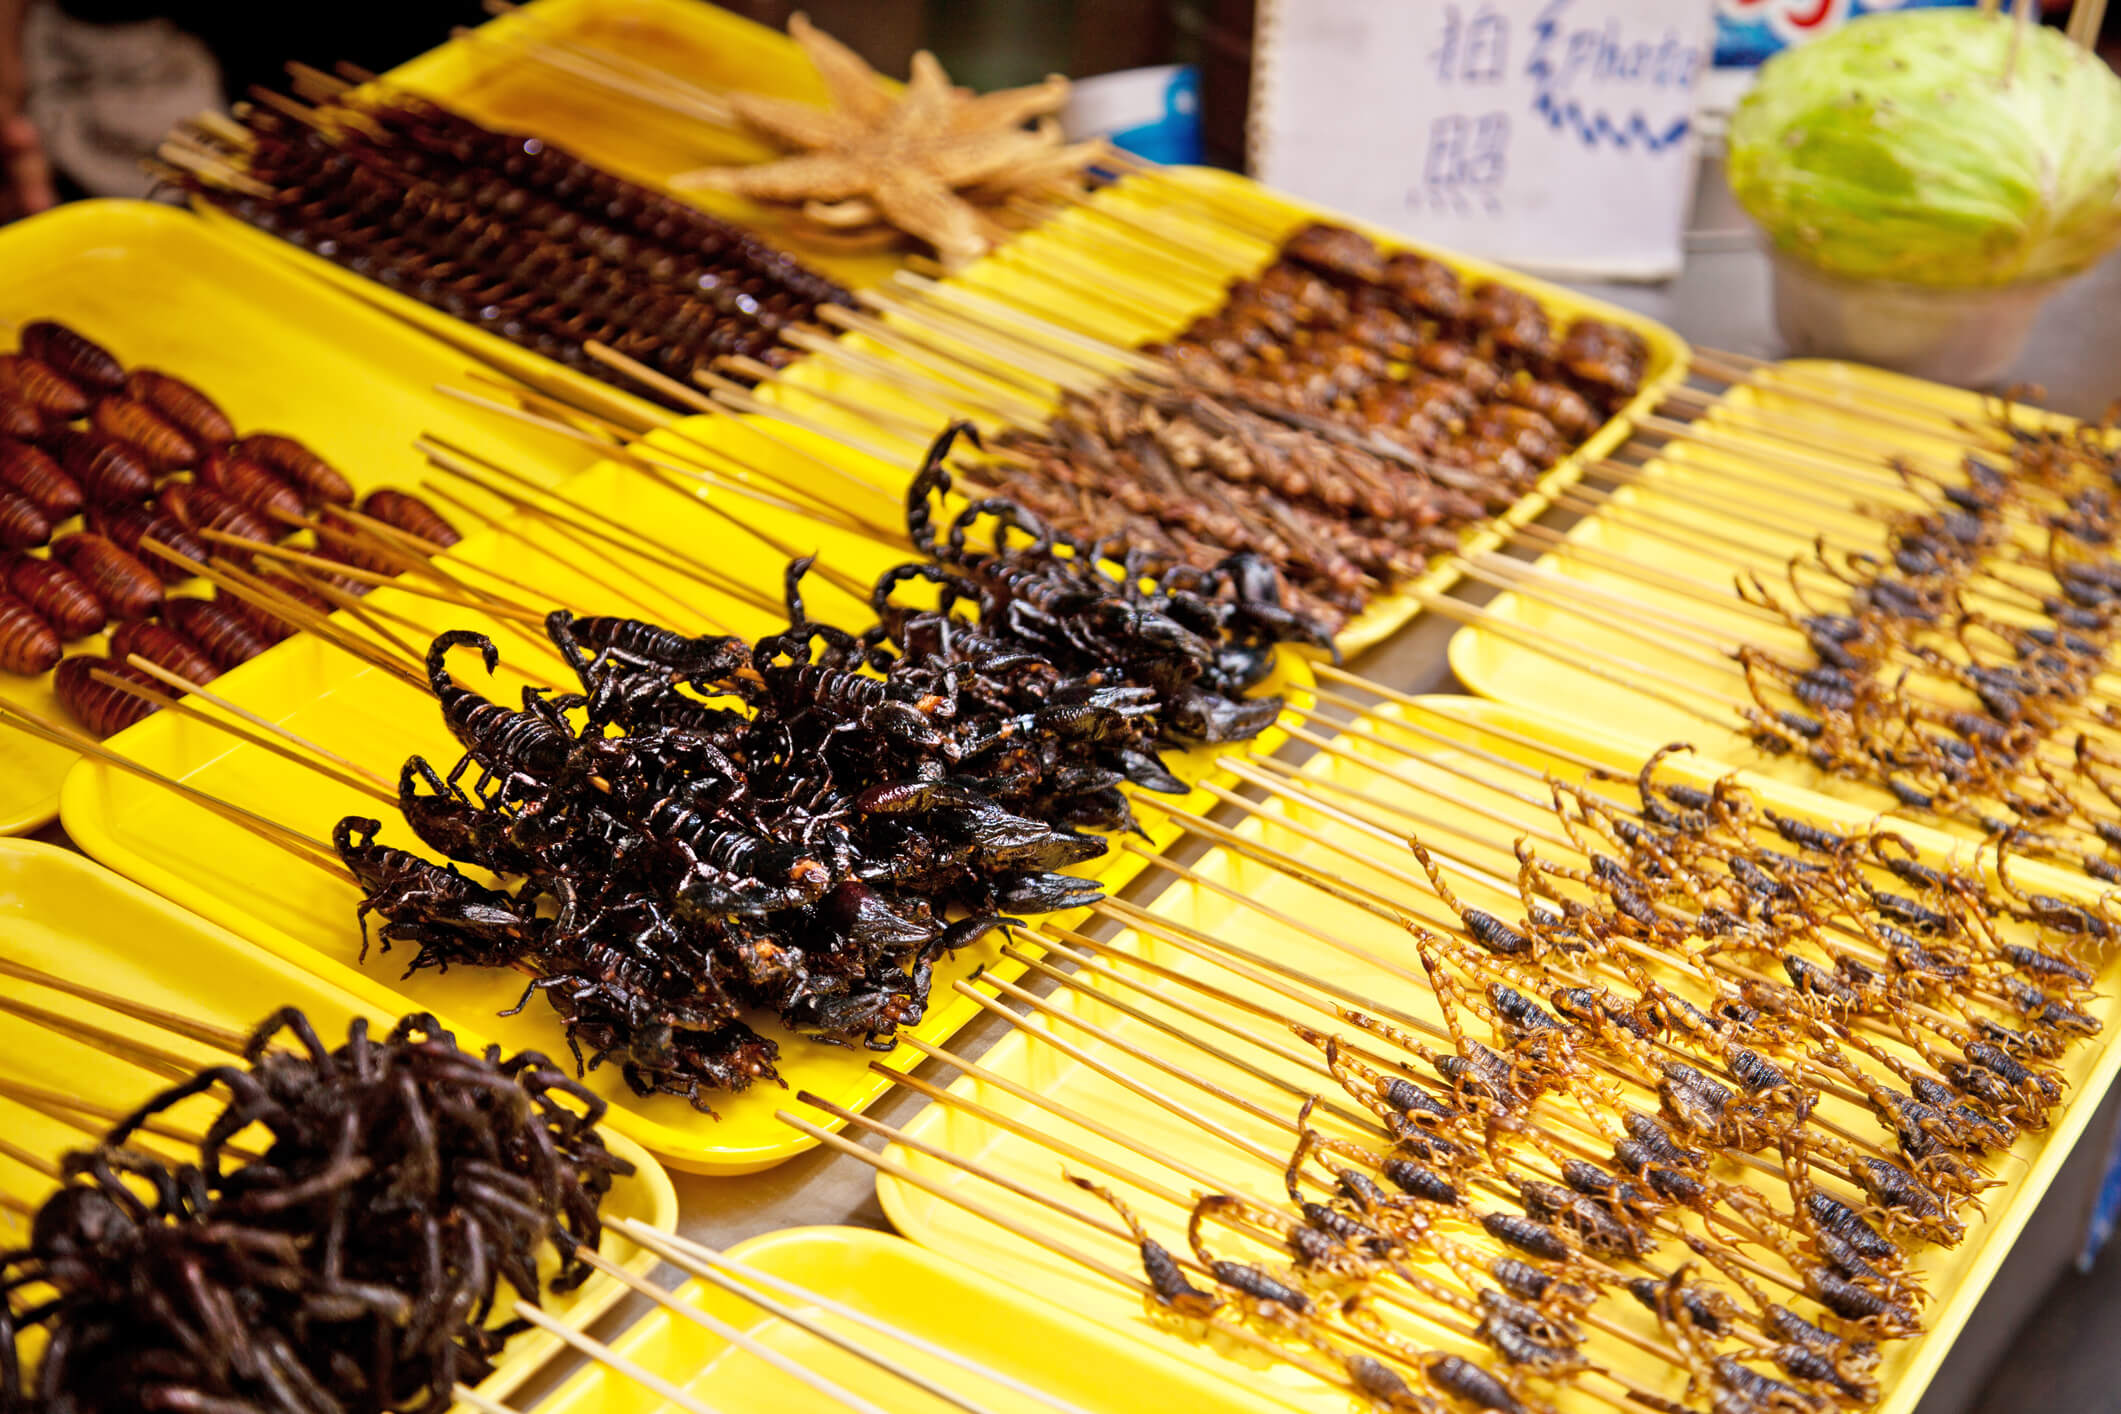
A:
[1767, 246, 2066, 386]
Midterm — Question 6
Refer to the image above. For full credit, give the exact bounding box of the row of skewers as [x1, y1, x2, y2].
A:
[0, 317, 469, 742]
[612, 217, 1657, 635]
[164, 80, 854, 410]
[1428, 368, 2121, 879]
[972, 222, 1647, 626]
[794, 680, 2114, 1414]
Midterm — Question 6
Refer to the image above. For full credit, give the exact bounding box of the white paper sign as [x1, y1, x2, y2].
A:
[1252, 0, 1713, 280]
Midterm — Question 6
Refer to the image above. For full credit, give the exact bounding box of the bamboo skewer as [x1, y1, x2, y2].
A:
[611, 1220, 1103, 1414]
[118, 656, 392, 795]
[1115, 804, 1903, 1185]
[795, 1089, 1655, 1404]
[84, 668, 395, 808]
[0, 1073, 258, 1158]
[510, 1298, 810, 1414]
[0, 700, 353, 883]
[415, 477, 693, 630]
[996, 937, 1809, 1285]
[860, 1028, 1746, 1390]
[776, 1110, 1424, 1406]
[1186, 769, 1974, 1107]
[575, 1246, 1002, 1414]
[815, 303, 1060, 403]
[823, 1079, 1692, 1385]
[417, 440, 755, 627]
[162, 545, 429, 691]
[422, 436, 779, 622]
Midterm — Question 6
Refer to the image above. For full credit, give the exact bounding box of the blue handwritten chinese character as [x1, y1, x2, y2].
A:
[1432, 5, 1510, 84]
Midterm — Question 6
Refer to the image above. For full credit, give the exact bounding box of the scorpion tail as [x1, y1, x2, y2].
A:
[427, 629, 499, 695]
[544, 609, 592, 679]
[907, 420, 979, 552]
[333, 815, 382, 860]
[784, 554, 815, 628]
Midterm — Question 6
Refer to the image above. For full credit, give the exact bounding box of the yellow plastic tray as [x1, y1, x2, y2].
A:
[58, 448, 1311, 1174]
[0, 199, 604, 836]
[875, 694, 2121, 1414]
[0, 837, 679, 1410]
[1445, 358, 2104, 816]
[524, 1224, 1296, 1413]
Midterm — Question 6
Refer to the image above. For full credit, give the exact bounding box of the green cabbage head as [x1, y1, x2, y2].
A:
[1729, 8, 2121, 287]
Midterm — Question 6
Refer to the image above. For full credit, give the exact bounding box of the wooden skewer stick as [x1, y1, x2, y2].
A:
[0, 700, 355, 883]
[780, 325, 1048, 423]
[419, 435, 781, 621]
[195, 531, 543, 624]
[121, 655, 393, 793]
[1107, 838, 1882, 1192]
[574, 1246, 1005, 1414]
[1000, 941, 1378, 1133]
[0, 1134, 61, 1180]
[808, 1086, 1690, 1405]
[699, 373, 927, 468]
[1493, 520, 1797, 625]
[0, 958, 253, 1055]
[798, 1086, 1563, 1393]
[414, 477, 691, 631]
[1214, 766, 1978, 1119]
[153, 543, 428, 691]
[809, 1083, 1628, 1370]
[288, 503, 518, 611]
[457, 365, 655, 439]
[1190, 770, 1910, 1120]
[891, 271, 1172, 377]
[1253, 724, 1576, 852]
[1310, 665, 1612, 773]
[709, 358, 944, 444]
[854, 288, 1109, 395]
[0, 1073, 259, 1158]
[1660, 378, 2011, 454]
[1029, 924, 1655, 1178]
[85, 668, 394, 807]
[892, 1035, 1242, 1197]
[1296, 684, 1613, 792]
[437, 377, 894, 538]
[0, 991, 206, 1083]
[947, 979, 1286, 1168]
[775, 1109, 1391, 1402]
[815, 302, 1059, 403]
[509, 1297, 846, 1414]
[281, 569, 430, 667]
[973, 968, 1329, 1148]
[1688, 349, 2027, 434]
[1405, 588, 1740, 725]
[996, 939, 1797, 1294]
[610, 1220, 1102, 1414]
[447, 1387, 524, 1414]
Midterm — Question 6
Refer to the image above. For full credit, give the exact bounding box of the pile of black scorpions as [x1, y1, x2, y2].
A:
[336, 424, 1331, 1109]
